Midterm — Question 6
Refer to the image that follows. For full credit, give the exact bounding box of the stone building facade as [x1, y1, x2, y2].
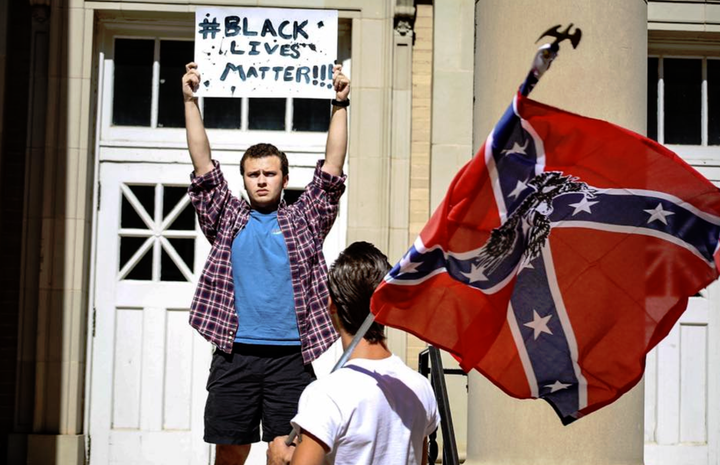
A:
[0, 1, 718, 464]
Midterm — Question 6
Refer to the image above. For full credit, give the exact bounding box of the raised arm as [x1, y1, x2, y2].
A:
[322, 65, 350, 177]
[182, 62, 214, 176]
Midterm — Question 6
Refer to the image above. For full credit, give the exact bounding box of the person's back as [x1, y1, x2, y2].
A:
[292, 354, 438, 465]
[267, 241, 440, 465]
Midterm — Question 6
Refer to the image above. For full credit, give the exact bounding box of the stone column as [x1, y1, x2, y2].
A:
[23, 0, 94, 463]
[8, 1, 51, 463]
[467, 2, 647, 465]
[429, 0, 475, 210]
[429, 1, 476, 460]
[385, 1, 415, 359]
[346, 10, 394, 250]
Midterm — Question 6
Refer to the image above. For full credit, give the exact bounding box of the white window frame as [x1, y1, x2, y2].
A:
[649, 47, 720, 166]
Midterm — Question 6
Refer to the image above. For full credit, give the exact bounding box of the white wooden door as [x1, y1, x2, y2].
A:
[88, 160, 345, 465]
[644, 164, 720, 465]
[89, 22, 351, 464]
[89, 162, 212, 465]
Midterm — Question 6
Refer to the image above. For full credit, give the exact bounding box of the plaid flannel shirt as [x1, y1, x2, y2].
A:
[188, 160, 346, 364]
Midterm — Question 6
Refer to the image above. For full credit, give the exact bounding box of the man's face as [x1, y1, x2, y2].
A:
[242, 155, 288, 212]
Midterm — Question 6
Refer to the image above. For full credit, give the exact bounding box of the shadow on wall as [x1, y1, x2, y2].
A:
[3, 1, 82, 464]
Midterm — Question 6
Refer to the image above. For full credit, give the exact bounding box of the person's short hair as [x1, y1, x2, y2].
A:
[240, 143, 289, 177]
[328, 241, 391, 343]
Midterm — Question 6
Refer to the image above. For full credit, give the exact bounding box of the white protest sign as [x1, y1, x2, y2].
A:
[194, 7, 338, 98]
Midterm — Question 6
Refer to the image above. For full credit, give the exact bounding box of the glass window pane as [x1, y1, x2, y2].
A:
[293, 99, 330, 132]
[161, 239, 194, 282]
[249, 98, 286, 131]
[708, 59, 720, 145]
[128, 185, 155, 219]
[163, 186, 195, 231]
[120, 237, 153, 280]
[160, 239, 194, 281]
[168, 205, 196, 231]
[113, 39, 153, 126]
[158, 40, 194, 128]
[664, 58, 701, 145]
[121, 196, 146, 229]
[161, 248, 185, 281]
[126, 252, 153, 280]
[168, 238, 194, 271]
[204, 98, 241, 129]
[647, 57, 658, 141]
[163, 186, 185, 218]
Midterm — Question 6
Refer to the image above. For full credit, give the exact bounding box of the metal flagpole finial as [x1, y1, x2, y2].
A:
[536, 23, 583, 50]
[520, 23, 582, 97]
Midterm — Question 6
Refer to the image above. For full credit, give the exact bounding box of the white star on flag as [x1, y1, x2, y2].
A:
[518, 254, 536, 274]
[545, 380, 572, 393]
[523, 310, 553, 340]
[399, 255, 421, 274]
[501, 140, 529, 156]
[518, 259, 535, 273]
[508, 179, 529, 199]
[644, 203, 675, 225]
[568, 196, 599, 216]
[462, 263, 488, 283]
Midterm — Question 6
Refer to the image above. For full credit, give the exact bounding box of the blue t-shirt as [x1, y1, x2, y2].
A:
[231, 210, 300, 345]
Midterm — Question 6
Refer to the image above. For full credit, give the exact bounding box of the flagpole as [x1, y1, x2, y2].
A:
[284, 312, 376, 445]
[329, 312, 377, 371]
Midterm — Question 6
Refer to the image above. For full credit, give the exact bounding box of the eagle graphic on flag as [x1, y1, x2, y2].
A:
[370, 52, 720, 423]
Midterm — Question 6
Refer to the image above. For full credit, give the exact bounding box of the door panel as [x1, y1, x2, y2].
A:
[89, 161, 346, 465]
[90, 162, 212, 465]
[645, 299, 711, 465]
[644, 164, 720, 465]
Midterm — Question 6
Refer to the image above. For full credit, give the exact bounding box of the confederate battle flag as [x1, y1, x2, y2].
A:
[371, 77, 720, 423]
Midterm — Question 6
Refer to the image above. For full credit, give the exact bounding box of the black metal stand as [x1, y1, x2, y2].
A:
[418, 346, 466, 465]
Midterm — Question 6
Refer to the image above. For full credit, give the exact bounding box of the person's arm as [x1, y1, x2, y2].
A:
[290, 430, 328, 465]
[184, 62, 236, 242]
[421, 437, 429, 465]
[267, 431, 328, 465]
[182, 62, 214, 176]
[321, 65, 350, 177]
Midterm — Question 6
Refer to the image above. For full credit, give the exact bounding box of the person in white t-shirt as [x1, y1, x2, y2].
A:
[267, 241, 440, 465]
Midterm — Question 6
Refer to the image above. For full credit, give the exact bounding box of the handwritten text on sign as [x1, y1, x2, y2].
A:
[194, 7, 338, 98]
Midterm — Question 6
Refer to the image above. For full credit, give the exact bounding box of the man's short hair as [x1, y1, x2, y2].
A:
[328, 241, 391, 343]
[240, 143, 289, 177]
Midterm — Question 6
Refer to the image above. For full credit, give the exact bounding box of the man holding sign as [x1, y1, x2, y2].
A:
[182, 59, 349, 464]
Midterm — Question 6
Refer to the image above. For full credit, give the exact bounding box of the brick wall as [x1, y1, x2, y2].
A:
[0, 0, 31, 460]
[406, 3, 433, 364]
